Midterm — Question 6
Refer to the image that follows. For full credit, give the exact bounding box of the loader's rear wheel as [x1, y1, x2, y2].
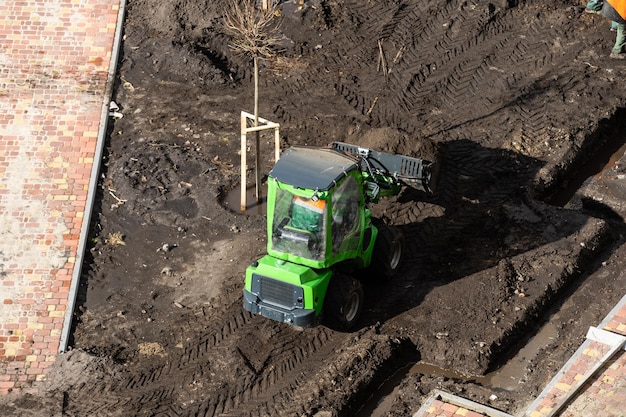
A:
[323, 273, 364, 331]
[371, 224, 404, 279]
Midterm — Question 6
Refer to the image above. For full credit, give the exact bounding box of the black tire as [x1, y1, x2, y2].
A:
[323, 273, 364, 331]
[371, 224, 404, 279]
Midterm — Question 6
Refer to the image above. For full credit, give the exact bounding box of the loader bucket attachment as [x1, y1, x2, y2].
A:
[330, 142, 437, 193]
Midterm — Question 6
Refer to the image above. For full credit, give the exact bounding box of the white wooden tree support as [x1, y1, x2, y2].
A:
[240, 110, 280, 212]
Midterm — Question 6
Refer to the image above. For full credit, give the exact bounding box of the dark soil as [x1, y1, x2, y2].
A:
[3, 0, 626, 416]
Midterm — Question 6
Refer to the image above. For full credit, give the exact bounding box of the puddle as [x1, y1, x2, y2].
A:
[355, 362, 414, 417]
[550, 134, 626, 206]
[477, 321, 559, 390]
[222, 183, 267, 215]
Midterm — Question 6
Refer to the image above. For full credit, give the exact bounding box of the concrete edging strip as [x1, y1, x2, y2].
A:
[58, 0, 128, 353]
[586, 325, 626, 350]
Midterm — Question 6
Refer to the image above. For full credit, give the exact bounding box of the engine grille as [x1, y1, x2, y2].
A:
[252, 274, 304, 309]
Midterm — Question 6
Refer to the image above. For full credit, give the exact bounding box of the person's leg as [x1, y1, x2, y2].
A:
[612, 20, 619, 31]
[611, 23, 626, 58]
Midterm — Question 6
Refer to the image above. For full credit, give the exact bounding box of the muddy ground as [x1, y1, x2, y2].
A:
[3, 0, 626, 416]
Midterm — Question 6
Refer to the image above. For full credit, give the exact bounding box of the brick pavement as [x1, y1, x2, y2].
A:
[0, 0, 122, 393]
[561, 352, 626, 417]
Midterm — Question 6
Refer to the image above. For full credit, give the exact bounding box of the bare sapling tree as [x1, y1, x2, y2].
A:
[223, 0, 281, 203]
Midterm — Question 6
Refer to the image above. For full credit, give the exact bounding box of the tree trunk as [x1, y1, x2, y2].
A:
[254, 55, 261, 203]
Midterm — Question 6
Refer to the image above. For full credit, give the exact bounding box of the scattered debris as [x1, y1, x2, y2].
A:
[138, 342, 166, 357]
[105, 232, 125, 246]
[108, 101, 123, 119]
[157, 243, 178, 253]
[108, 190, 127, 209]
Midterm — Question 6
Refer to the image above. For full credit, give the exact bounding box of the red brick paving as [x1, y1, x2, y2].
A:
[561, 352, 626, 417]
[0, 0, 121, 393]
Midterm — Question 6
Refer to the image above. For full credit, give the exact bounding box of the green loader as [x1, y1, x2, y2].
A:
[243, 142, 436, 330]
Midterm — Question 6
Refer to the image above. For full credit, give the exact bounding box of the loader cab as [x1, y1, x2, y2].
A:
[266, 146, 370, 269]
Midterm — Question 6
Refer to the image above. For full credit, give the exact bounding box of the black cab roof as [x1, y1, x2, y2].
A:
[268, 146, 359, 191]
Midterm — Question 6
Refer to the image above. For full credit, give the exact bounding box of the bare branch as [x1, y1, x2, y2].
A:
[222, 0, 282, 59]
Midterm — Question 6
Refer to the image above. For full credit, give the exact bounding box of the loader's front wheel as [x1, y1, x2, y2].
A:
[323, 274, 364, 331]
[371, 224, 404, 279]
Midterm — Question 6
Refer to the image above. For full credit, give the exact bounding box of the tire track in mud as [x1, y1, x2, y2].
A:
[361, 135, 540, 325]
[187, 328, 342, 417]
[181, 328, 341, 417]
[125, 307, 254, 390]
[66, 294, 346, 416]
[65, 299, 255, 415]
[64, 298, 251, 414]
[418, 15, 559, 143]
[303, 1, 577, 276]
[338, 0, 492, 122]
[383, 10, 516, 136]
[327, 0, 567, 147]
[376, 136, 532, 254]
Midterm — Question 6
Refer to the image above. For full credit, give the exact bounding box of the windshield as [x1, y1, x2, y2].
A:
[271, 188, 327, 261]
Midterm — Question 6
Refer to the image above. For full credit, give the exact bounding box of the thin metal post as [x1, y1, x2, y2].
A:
[274, 126, 280, 162]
